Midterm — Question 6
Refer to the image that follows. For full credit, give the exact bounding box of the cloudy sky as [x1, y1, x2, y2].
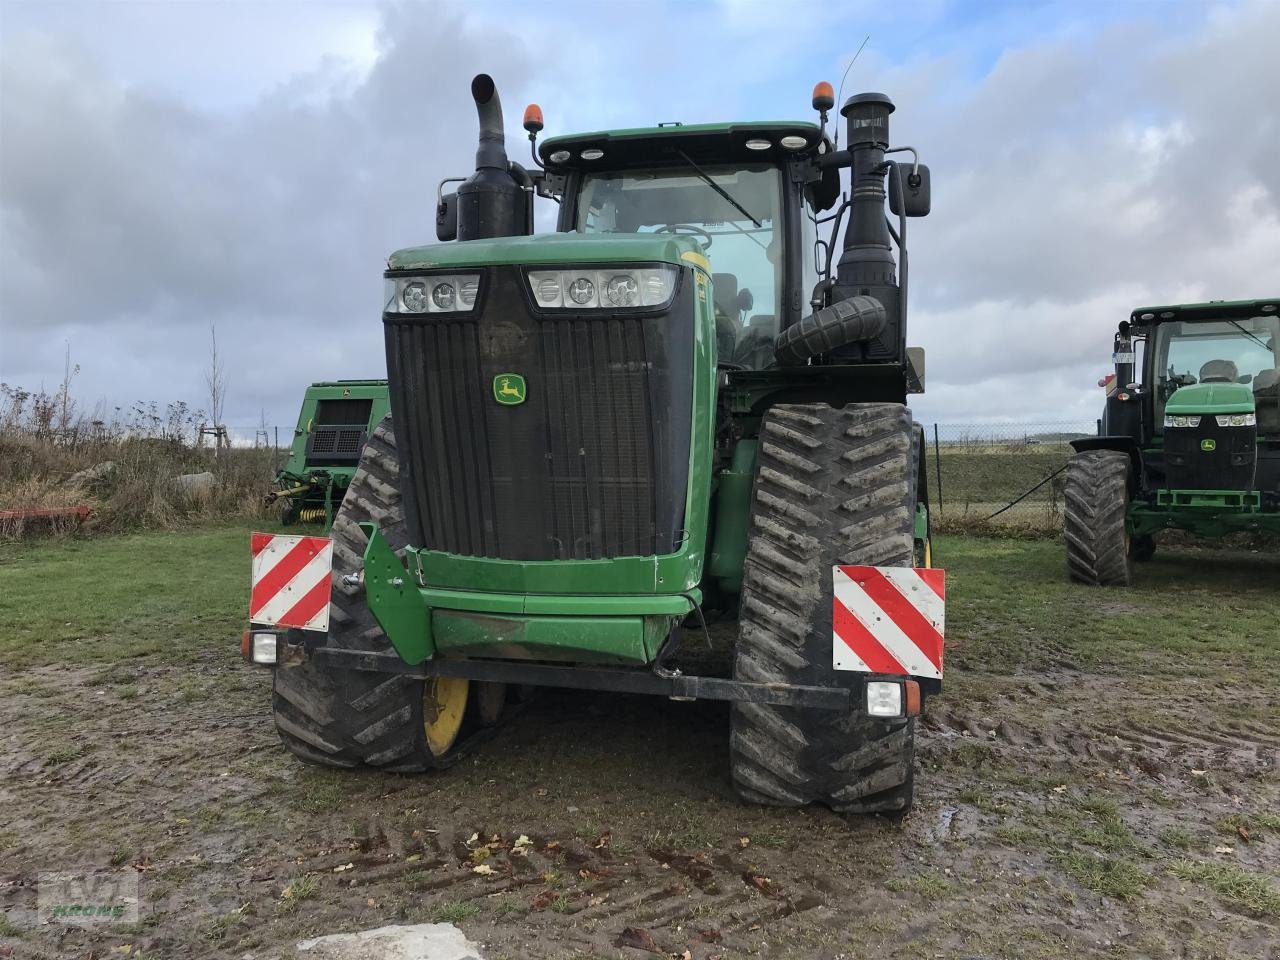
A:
[1, 0, 1277, 435]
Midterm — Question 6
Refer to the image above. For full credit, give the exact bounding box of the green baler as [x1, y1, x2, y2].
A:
[270, 379, 390, 526]
[1066, 299, 1280, 584]
[252, 75, 945, 813]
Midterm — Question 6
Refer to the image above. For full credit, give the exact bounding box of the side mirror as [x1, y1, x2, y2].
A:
[436, 192, 458, 241]
[888, 162, 931, 217]
[906, 346, 926, 394]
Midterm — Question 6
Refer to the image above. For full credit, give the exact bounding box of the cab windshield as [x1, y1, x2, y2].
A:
[1152, 315, 1280, 425]
[575, 164, 783, 369]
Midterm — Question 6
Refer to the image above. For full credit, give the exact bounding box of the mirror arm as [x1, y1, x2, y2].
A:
[817, 149, 854, 170]
[890, 162, 909, 334]
[884, 146, 920, 182]
[437, 176, 467, 203]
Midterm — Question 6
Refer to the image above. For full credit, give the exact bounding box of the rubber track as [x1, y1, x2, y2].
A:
[730, 403, 918, 814]
[271, 417, 441, 772]
[1064, 450, 1132, 586]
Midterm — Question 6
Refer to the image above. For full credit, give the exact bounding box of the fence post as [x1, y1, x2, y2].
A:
[933, 423, 943, 516]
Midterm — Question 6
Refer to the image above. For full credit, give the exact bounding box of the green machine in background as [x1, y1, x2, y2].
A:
[1066, 299, 1280, 585]
[269, 380, 390, 526]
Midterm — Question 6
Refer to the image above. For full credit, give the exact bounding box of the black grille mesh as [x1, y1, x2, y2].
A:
[306, 426, 367, 463]
[386, 265, 693, 562]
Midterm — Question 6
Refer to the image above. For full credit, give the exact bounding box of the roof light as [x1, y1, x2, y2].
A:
[812, 81, 835, 112]
[1159, 311, 1174, 318]
[1262, 304, 1277, 313]
[522, 103, 544, 134]
[1139, 312, 1155, 320]
[548, 150, 570, 164]
[580, 148, 604, 160]
[780, 135, 808, 150]
[745, 138, 771, 151]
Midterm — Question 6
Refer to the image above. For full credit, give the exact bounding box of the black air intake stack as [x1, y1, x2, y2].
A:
[456, 74, 529, 241]
[831, 92, 901, 362]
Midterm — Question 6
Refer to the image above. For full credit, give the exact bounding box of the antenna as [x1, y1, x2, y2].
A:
[834, 35, 870, 149]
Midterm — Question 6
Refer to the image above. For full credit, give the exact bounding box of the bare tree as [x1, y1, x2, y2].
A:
[204, 323, 229, 452]
[56, 341, 80, 440]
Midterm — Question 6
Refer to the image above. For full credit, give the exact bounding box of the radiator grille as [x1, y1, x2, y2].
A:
[306, 426, 367, 463]
[385, 265, 693, 562]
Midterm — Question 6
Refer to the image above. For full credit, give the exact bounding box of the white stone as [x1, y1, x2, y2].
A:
[296, 923, 485, 960]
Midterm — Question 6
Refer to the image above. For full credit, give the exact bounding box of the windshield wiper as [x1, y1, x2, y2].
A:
[1228, 318, 1271, 352]
[675, 149, 761, 228]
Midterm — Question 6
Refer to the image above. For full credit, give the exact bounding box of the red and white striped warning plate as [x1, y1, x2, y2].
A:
[832, 565, 945, 678]
[249, 533, 333, 632]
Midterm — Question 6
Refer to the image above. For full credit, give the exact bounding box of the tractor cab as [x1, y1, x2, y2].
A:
[536, 122, 839, 370]
[1151, 313, 1280, 438]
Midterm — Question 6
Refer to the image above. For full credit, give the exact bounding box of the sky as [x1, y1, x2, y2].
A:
[1, 0, 1277, 436]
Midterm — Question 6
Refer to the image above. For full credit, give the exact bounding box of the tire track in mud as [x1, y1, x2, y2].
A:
[923, 673, 1279, 785]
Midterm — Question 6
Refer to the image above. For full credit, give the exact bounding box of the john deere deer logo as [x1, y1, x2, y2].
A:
[493, 373, 527, 405]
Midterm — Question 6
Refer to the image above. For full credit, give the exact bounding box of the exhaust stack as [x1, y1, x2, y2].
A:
[456, 74, 528, 241]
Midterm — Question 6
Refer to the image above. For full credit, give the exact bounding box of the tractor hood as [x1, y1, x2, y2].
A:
[1165, 382, 1256, 415]
[387, 232, 708, 273]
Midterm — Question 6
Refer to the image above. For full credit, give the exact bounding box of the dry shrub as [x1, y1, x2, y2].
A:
[1, 383, 275, 539]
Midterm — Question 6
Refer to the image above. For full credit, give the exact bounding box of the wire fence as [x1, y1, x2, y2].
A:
[923, 420, 1096, 532]
[225, 418, 1096, 533]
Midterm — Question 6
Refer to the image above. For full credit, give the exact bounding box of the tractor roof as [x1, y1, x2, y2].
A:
[1130, 298, 1279, 324]
[539, 120, 826, 170]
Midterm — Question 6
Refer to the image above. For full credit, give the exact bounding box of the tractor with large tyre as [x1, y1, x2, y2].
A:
[248, 75, 945, 814]
[1066, 299, 1280, 585]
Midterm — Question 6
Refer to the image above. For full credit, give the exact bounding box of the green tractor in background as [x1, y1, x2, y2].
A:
[268, 380, 390, 526]
[254, 74, 944, 814]
[1066, 299, 1280, 585]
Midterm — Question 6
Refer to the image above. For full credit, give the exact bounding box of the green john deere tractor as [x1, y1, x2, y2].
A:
[255, 74, 942, 813]
[1066, 298, 1280, 585]
[268, 379, 390, 526]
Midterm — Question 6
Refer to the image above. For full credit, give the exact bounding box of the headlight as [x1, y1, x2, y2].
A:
[385, 274, 481, 314]
[403, 282, 428, 312]
[526, 265, 678, 310]
[1164, 415, 1202, 428]
[604, 274, 639, 306]
[431, 282, 455, 310]
[568, 277, 595, 305]
[1215, 413, 1256, 427]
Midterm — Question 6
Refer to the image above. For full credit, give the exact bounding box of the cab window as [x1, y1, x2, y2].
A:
[576, 164, 782, 369]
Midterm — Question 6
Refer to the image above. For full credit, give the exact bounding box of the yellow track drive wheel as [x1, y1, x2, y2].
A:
[475, 682, 507, 726]
[423, 677, 470, 757]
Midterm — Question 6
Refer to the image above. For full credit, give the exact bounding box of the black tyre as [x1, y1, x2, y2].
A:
[730, 402, 918, 815]
[1064, 450, 1132, 586]
[1130, 534, 1156, 563]
[271, 416, 471, 771]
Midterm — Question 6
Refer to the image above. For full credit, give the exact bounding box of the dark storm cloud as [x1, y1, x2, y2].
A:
[885, 2, 1280, 418]
[1, 0, 1276, 429]
[1, 4, 534, 430]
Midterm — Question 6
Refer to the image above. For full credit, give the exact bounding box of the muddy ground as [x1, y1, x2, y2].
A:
[1, 532, 1277, 959]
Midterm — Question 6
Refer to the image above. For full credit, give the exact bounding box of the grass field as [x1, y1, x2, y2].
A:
[1, 526, 1277, 958]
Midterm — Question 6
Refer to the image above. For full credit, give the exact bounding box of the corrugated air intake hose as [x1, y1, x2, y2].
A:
[773, 295, 887, 366]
